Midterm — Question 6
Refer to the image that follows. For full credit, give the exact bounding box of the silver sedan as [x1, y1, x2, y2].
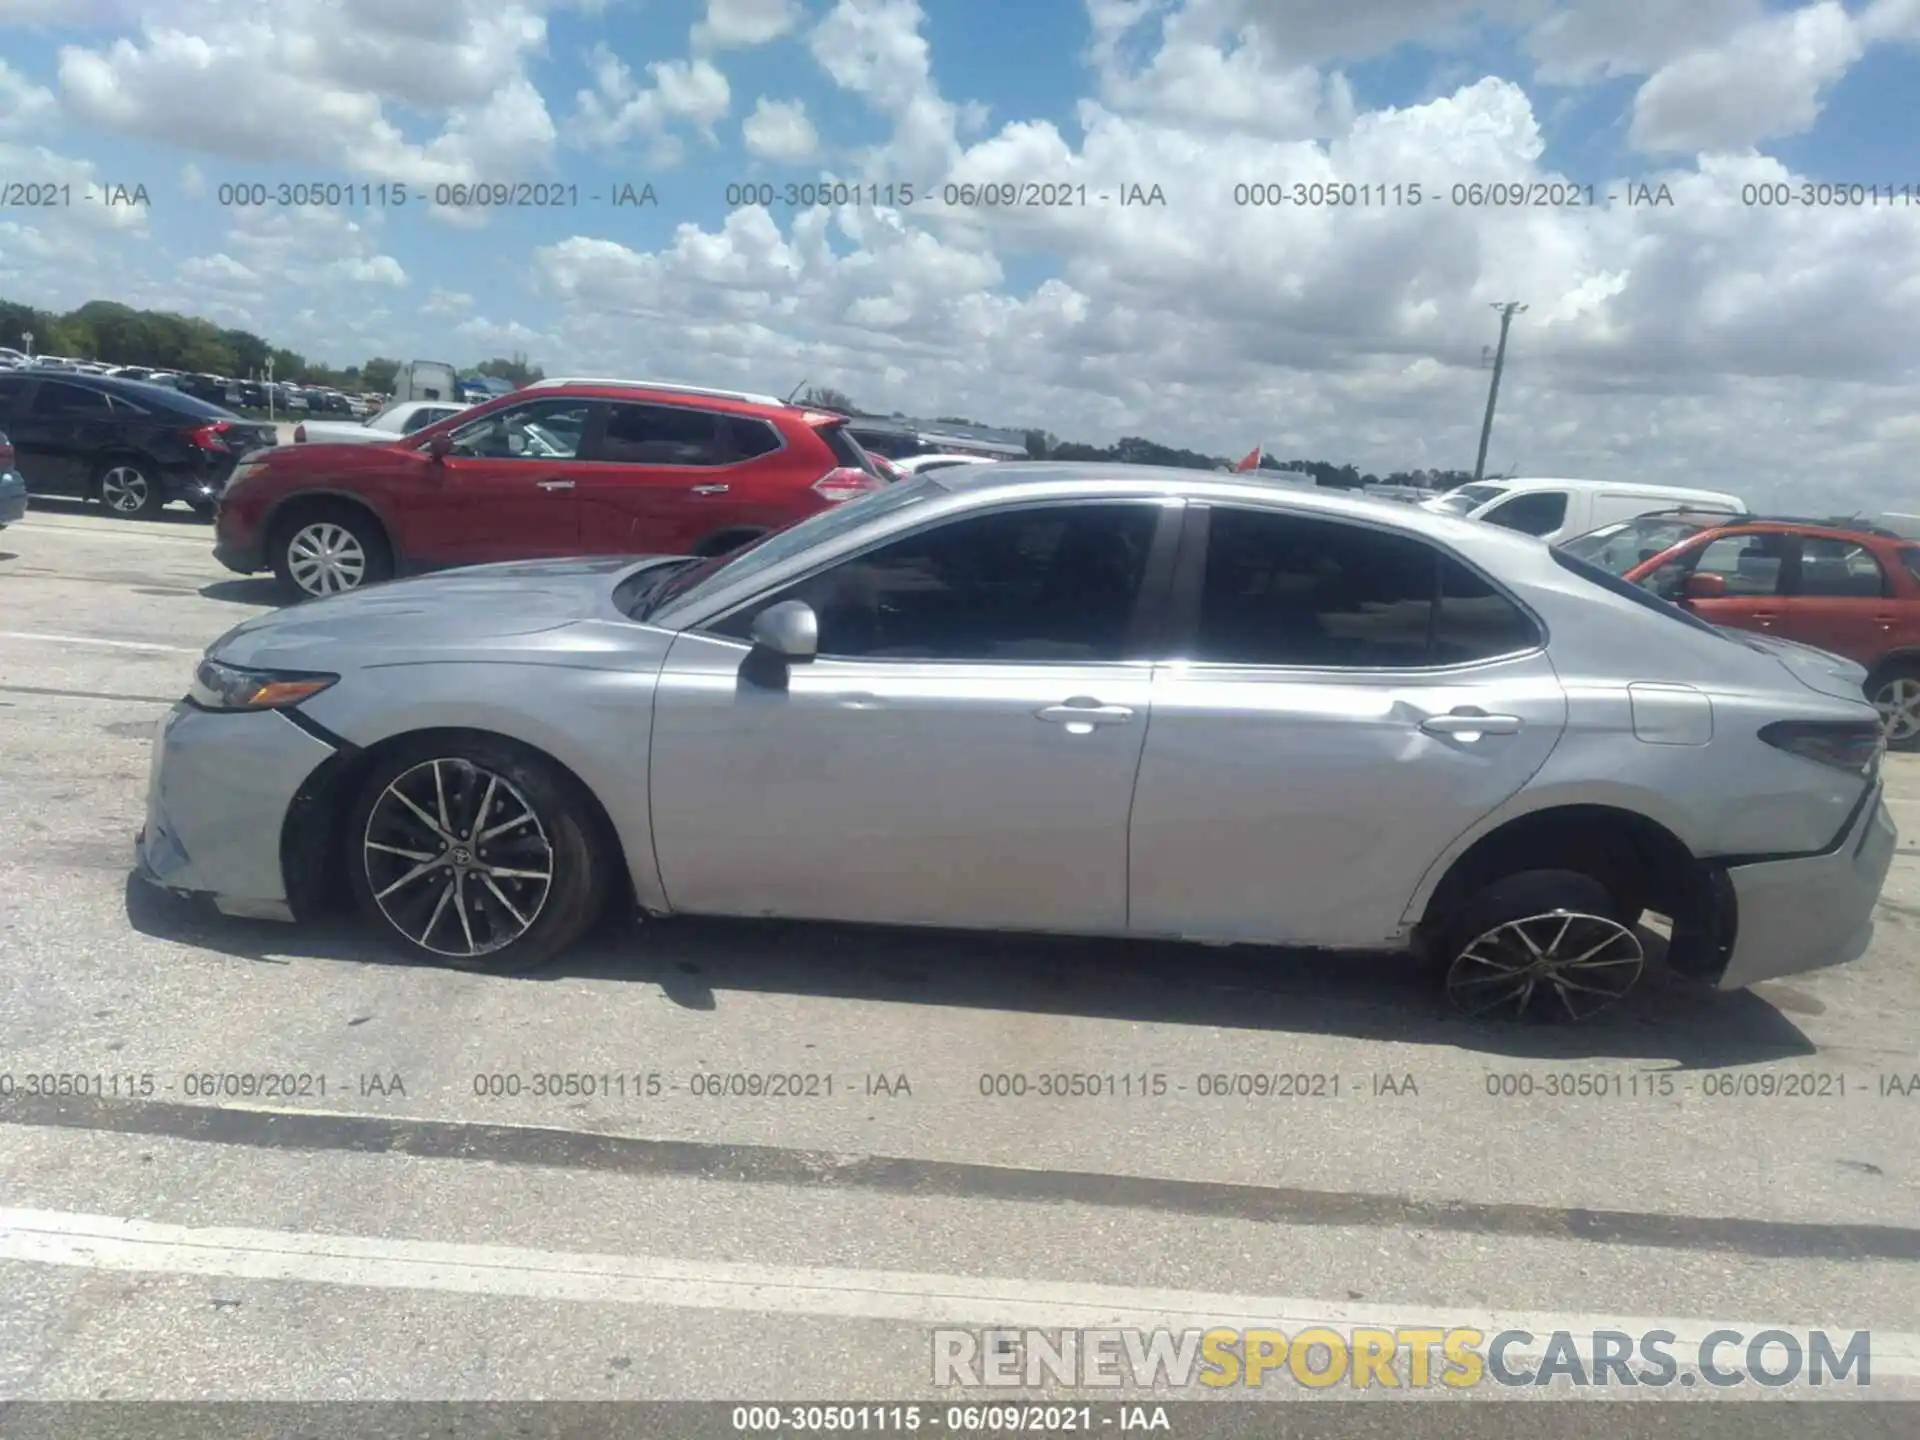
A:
[136, 465, 1898, 1021]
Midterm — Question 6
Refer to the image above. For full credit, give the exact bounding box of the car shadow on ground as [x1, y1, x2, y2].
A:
[123, 874, 1816, 1068]
[198, 577, 288, 606]
[27, 496, 210, 526]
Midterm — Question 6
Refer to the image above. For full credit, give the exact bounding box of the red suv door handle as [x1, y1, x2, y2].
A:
[690, 483, 729, 495]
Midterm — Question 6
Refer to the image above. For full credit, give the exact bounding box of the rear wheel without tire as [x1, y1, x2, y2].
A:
[1441, 869, 1644, 1023]
[1868, 664, 1920, 752]
[96, 461, 165, 519]
[270, 505, 392, 600]
[344, 738, 611, 972]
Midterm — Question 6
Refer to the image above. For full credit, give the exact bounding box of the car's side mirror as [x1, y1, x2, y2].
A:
[425, 432, 452, 459]
[750, 600, 818, 661]
[1679, 572, 1727, 602]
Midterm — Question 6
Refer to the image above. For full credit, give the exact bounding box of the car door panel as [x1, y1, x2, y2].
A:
[407, 399, 595, 564]
[575, 402, 755, 554]
[649, 634, 1149, 930]
[1131, 659, 1566, 947]
[1779, 537, 1896, 664]
[647, 497, 1177, 932]
[1128, 504, 1567, 948]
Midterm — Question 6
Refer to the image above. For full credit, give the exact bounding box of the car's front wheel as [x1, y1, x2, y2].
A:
[1439, 869, 1645, 1023]
[1868, 663, 1920, 752]
[269, 503, 393, 600]
[344, 737, 612, 972]
[95, 460, 166, 519]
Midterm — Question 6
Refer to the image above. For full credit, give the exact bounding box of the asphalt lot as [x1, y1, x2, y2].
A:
[0, 499, 1917, 1414]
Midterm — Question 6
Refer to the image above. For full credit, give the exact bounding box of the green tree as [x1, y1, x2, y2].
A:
[801, 385, 857, 413]
[474, 354, 544, 385]
[360, 357, 400, 392]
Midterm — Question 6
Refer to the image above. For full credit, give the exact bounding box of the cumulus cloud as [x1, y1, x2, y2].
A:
[742, 97, 820, 161]
[571, 45, 732, 153]
[694, 0, 804, 51]
[1628, 1, 1864, 153]
[54, 0, 559, 183]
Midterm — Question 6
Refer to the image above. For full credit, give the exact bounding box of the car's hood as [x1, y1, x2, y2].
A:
[209, 557, 679, 667]
[1723, 628, 1870, 704]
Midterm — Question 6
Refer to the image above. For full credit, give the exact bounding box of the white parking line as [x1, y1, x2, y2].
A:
[0, 630, 198, 653]
[2, 1207, 1915, 1379]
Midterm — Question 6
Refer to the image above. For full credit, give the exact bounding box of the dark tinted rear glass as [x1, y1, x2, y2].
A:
[821, 421, 882, 476]
[1901, 547, 1920, 585]
[101, 378, 235, 419]
[1550, 547, 1723, 637]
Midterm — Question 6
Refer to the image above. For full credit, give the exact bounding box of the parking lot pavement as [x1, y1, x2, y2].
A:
[1, 505, 1917, 1405]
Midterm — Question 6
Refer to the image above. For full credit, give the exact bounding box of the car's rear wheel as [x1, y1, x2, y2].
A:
[344, 738, 611, 972]
[95, 460, 165, 519]
[269, 503, 392, 600]
[1868, 664, 1920, 752]
[1439, 869, 1645, 1023]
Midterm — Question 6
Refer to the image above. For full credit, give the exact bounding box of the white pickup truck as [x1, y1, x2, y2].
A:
[292, 399, 467, 445]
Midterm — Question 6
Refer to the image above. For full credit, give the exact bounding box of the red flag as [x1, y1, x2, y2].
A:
[1233, 445, 1262, 472]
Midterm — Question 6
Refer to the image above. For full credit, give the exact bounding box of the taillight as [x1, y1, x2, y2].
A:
[812, 466, 884, 502]
[1759, 719, 1884, 778]
[294, 423, 308, 443]
[0, 437, 13, 470]
[184, 422, 233, 451]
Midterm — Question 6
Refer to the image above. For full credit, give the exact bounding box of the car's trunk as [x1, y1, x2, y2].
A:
[1729, 629, 1871, 704]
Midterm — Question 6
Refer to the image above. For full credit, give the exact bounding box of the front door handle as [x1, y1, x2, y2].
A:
[535, 479, 574, 491]
[690, 483, 730, 495]
[1037, 700, 1135, 727]
[1421, 710, 1522, 737]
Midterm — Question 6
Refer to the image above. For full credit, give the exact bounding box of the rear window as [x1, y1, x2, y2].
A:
[1551, 548, 1723, 637]
[1429, 483, 1505, 515]
[1902, 548, 1920, 585]
[820, 421, 883, 478]
[128, 384, 238, 419]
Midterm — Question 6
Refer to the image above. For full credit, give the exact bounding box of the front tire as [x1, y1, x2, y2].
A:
[1439, 869, 1645, 1023]
[1868, 663, 1920, 752]
[96, 461, 166, 519]
[344, 737, 611, 972]
[269, 503, 392, 600]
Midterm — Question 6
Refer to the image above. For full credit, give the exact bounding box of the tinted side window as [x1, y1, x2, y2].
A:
[447, 400, 590, 459]
[1481, 490, 1568, 536]
[712, 503, 1160, 661]
[596, 403, 722, 465]
[1647, 532, 1786, 599]
[0, 375, 28, 414]
[1196, 510, 1536, 668]
[1796, 537, 1888, 598]
[31, 382, 112, 417]
[721, 416, 782, 460]
[1902, 548, 1920, 586]
[400, 407, 450, 434]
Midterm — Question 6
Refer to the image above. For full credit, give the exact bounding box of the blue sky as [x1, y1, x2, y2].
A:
[3, 1, 1919, 502]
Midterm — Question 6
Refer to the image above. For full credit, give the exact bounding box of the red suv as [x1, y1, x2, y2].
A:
[1620, 517, 1920, 749]
[214, 379, 886, 601]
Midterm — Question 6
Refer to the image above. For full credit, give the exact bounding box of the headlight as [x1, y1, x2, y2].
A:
[188, 658, 338, 711]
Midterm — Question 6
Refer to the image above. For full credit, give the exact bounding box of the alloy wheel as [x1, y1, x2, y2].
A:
[1872, 677, 1920, 746]
[1446, 910, 1644, 1021]
[99, 466, 151, 514]
[361, 758, 555, 958]
[287, 521, 368, 596]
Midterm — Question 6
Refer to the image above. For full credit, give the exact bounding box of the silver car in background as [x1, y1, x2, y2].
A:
[135, 464, 1896, 1021]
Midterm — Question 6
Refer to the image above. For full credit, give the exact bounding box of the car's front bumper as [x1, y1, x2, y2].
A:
[1716, 781, 1898, 989]
[0, 469, 25, 525]
[134, 701, 339, 921]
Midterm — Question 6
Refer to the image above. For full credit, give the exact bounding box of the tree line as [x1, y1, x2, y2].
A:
[0, 297, 542, 394]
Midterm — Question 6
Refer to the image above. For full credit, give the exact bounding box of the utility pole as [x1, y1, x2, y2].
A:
[1472, 301, 1526, 483]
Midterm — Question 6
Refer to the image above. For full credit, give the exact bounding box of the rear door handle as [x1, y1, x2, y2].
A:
[1037, 701, 1134, 726]
[690, 483, 730, 495]
[1421, 711, 1522, 737]
[535, 479, 574, 491]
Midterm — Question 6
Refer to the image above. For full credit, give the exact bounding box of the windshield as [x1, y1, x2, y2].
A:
[1428, 482, 1505, 514]
[1557, 515, 1713, 574]
[647, 476, 940, 617]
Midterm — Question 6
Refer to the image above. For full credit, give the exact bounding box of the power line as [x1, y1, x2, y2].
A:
[1472, 301, 1527, 484]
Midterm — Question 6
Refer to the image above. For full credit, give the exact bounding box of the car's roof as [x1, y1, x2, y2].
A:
[925, 461, 1507, 531]
[1479, 476, 1744, 499]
